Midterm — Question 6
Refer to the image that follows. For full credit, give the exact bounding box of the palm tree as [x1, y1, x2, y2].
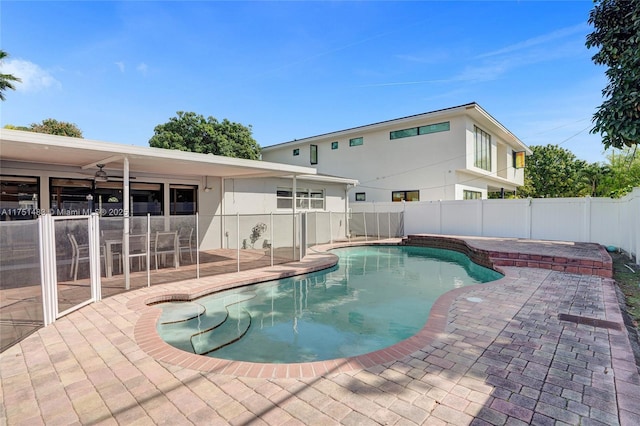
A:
[0, 50, 21, 101]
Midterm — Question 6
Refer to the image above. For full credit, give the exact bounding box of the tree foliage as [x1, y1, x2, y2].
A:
[599, 147, 640, 197]
[0, 50, 21, 101]
[519, 144, 639, 199]
[29, 118, 83, 137]
[586, 0, 640, 149]
[518, 145, 587, 198]
[149, 111, 261, 160]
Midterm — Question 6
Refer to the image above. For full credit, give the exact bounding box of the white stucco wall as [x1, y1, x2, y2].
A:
[263, 111, 526, 202]
[220, 177, 349, 215]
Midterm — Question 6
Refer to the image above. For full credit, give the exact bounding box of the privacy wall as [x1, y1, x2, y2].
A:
[350, 188, 640, 264]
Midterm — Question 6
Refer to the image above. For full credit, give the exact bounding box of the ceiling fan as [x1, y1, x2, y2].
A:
[94, 164, 108, 182]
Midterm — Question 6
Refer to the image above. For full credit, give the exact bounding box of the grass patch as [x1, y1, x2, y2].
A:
[612, 251, 640, 329]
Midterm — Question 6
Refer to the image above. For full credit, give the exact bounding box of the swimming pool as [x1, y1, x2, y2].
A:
[156, 245, 502, 363]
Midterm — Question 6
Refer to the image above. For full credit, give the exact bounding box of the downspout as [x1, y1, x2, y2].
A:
[220, 177, 225, 248]
[345, 185, 350, 239]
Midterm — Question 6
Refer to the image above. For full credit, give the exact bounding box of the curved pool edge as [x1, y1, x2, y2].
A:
[130, 237, 519, 378]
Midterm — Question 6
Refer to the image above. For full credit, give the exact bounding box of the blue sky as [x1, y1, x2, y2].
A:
[1, 1, 612, 163]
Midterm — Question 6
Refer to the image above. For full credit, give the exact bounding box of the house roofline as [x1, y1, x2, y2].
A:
[262, 102, 531, 155]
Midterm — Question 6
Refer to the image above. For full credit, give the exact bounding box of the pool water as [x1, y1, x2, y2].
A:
[156, 245, 502, 363]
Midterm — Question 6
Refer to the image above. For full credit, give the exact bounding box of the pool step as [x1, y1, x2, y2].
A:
[191, 309, 252, 355]
[158, 307, 228, 353]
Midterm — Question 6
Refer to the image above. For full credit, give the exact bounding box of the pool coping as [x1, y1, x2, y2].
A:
[129, 236, 611, 379]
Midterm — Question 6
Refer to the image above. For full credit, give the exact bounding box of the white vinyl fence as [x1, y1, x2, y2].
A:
[351, 188, 640, 264]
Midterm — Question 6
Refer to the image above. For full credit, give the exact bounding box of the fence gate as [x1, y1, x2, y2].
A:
[40, 214, 102, 324]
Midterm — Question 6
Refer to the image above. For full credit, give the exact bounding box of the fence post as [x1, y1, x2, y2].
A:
[300, 212, 307, 259]
[196, 212, 200, 279]
[584, 197, 592, 243]
[527, 198, 532, 239]
[89, 213, 102, 301]
[270, 212, 274, 267]
[38, 214, 56, 326]
[363, 212, 368, 241]
[478, 199, 484, 237]
[237, 212, 240, 272]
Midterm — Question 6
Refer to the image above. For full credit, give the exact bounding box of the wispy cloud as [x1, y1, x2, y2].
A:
[364, 23, 589, 88]
[476, 23, 588, 59]
[0, 59, 61, 92]
[115, 61, 125, 72]
[136, 63, 148, 75]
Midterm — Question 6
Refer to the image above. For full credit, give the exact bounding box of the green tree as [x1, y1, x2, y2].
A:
[149, 111, 261, 160]
[600, 147, 640, 197]
[30, 118, 83, 137]
[518, 145, 587, 198]
[585, 0, 640, 149]
[577, 162, 611, 197]
[0, 50, 22, 101]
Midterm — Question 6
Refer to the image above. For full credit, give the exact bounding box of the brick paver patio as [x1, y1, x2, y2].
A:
[1, 236, 639, 425]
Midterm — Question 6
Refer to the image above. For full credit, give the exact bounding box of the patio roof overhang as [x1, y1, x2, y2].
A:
[0, 129, 319, 180]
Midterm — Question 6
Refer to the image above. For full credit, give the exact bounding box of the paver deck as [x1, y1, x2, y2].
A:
[1, 236, 639, 425]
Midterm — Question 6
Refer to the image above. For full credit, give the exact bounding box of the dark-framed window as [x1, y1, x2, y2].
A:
[310, 144, 318, 165]
[349, 137, 363, 147]
[0, 175, 40, 220]
[474, 126, 491, 171]
[355, 192, 366, 202]
[293, 148, 300, 156]
[392, 190, 419, 202]
[390, 121, 450, 140]
[390, 128, 418, 140]
[331, 141, 339, 150]
[50, 179, 163, 216]
[463, 190, 482, 200]
[50, 178, 93, 215]
[170, 185, 197, 215]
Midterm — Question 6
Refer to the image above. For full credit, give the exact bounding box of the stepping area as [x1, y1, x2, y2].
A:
[1, 236, 639, 425]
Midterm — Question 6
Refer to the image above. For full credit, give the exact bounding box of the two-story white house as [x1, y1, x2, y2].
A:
[262, 103, 531, 203]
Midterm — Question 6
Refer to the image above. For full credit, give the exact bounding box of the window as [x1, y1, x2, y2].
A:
[349, 137, 363, 147]
[474, 126, 491, 171]
[390, 128, 418, 140]
[331, 141, 339, 150]
[355, 192, 366, 202]
[390, 122, 450, 140]
[50, 178, 93, 215]
[463, 190, 482, 200]
[513, 151, 526, 169]
[310, 144, 318, 165]
[392, 190, 419, 202]
[50, 179, 163, 216]
[0, 175, 39, 220]
[419, 121, 450, 135]
[130, 183, 163, 216]
[293, 148, 299, 156]
[277, 187, 325, 210]
[170, 185, 197, 215]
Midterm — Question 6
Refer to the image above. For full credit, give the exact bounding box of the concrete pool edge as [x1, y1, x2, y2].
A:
[130, 238, 521, 379]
